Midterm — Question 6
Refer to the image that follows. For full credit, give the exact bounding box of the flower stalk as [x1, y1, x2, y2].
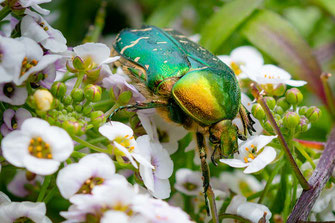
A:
[71, 135, 109, 154]
[218, 214, 252, 223]
[250, 83, 311, 190]
[37, 175, 52, 202]
[320, 73, 335, 120]
[0, 5, 10, 21]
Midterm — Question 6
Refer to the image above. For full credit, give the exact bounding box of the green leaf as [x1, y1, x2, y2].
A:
[241, 10, 325, 103]
[146, 1, 184, 27]
[199, 0, 263, 52]
[316, 0, 335, 17]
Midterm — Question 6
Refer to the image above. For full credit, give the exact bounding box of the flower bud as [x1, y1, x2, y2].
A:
[274, 106, 284, 115]
[62, 120, 82, 135]
[66, 105, 74, 112]
[33, 89, 53, 112]
[84, 84, 102, 102]
[118, 91, 133, 105]
[63, 95, 73, 105]
[74, 104, 83, 113]
[90, 111, 106, 128]
[277, 97, 290, 111]
[264, 97, 276, 110]
[296, 116, 309, 133]
[305, 106, 321, 123]
[298, 106, 308, 116]
[272, 84, 286, 97]
[51, 82, 66, 98]
[283, 112, 300, 129]
[66, 60, 77, 73]
[72, 56, 85, 70]
[264, 120, 274, 134]
[83, 105, 94, 116]
[86, 67, 101, 82]
[251, 104, 266, 120]
[71, 88, 84, 102]
[285, 88, 303, 105]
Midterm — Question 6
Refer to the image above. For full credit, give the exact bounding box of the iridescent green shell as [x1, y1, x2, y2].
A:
[113, 25, 241, 125]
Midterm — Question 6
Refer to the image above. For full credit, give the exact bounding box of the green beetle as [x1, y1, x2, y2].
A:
[110, 25, 255, 218]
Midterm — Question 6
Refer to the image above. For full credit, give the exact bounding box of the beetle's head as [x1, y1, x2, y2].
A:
[209, 120, 238, 158]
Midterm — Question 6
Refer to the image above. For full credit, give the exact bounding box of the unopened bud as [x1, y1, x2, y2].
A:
[33, 89, 53, 111]
[62, 120, 82, 135]
[86, 67, 101, 82]
[264, 97, 276, 110]
[305, 106, 321, 122]
[272, 84, 286, 97]
[298, 106, 308, 116]
[283, 112, 300, 129]
[50, 82, 66, 98]
[274, 106, 284, 115]
[72, 56, 85, 70]
[251, 104, 266, 120]
[90, 111, 106, 128]
[83, 105, 94, 116]
[285, 88, 303, 105]
[84, 84, 102, 102]
[264, 120, 274, 134]
[71, 88, 84, 102]
[277, 97, 290, 111]
[63, 95, 73, 105]
[296, 116, 309, 133]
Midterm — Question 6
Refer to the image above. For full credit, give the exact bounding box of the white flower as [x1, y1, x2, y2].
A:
[21, 11, 67, 53]
[1, 118, 73, 175]
[174, 168, 202, 196]
[0, 82, 28, 105]
[7, 170, 43, 197]
[138, 113, 189, 154]
[218, 46, 264, 79]
[19, 0, 52, 15]
[219, 170, 263, 197]
[137, 135, 173, 199]
[224, 195, 272, 223]
[220, 135, 277, 173]
[99, 121, 153, 169]
[0, 36, 25, 84]
[0, 195, 51, 223]
[133, 197, 193, 223]
[244, 64, 307, 87]
[56, 153, 119, 199]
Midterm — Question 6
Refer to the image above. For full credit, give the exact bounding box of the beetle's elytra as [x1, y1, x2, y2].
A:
[110, 25, 255, 219]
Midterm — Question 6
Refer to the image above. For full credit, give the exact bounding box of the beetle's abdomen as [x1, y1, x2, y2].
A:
[113, 26, 190, 91]
[172, 68, 240, 125]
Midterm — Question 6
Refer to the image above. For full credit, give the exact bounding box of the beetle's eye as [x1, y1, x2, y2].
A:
[209, 135, 219, 144]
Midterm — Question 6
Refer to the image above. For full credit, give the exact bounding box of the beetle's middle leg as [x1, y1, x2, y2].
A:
[108, 100, 168, 121]
[196, 132, 219, 223]
[239, 104, 256, 136]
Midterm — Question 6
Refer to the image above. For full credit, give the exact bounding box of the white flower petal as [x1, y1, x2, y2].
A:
[23, 155, 60, 175]
[99, 121, 133, 141]
[226, 195, 247, 215]
[237, 202, 272, 223]
[220, 158, 249, 168]
[73, 43, 110, 65]
[101, 211, 128, 223]
[152, 178, 171, 199]
[230, 46, 264, 70]
[284, 79, 307, 87]
[139, 164, 154, 192]
[244, 147, 276, 174]
[114, 142, 138, 168]
[100, 56, 120, 65]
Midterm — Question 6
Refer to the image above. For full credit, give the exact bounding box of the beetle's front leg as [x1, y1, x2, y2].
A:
[196, 132, 219, 223]
[239, 104, 256, 136]
[108, 100, 168, 121]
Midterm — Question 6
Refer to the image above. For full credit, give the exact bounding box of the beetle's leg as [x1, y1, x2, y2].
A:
[239, 104, 256, 136]
[196, 132, 219, 223]
[108, 100, 168, 121]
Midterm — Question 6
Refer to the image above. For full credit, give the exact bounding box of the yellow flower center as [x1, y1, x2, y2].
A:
[21, 57, 38, 77]
[230, 61, 242, 76]
[3, 83, 15, 98]
[113, 135, 135, 154]
[77, 177, 105, 194]
[112, 202, 133, 216]
[183, 182, 198, 191]
[243, 144, 257, 163]
[38, 22, 49, 31]
[14, 217, 35, 223]
[28, 137, 52, 159]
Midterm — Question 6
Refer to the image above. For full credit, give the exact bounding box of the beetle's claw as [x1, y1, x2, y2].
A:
[211, 151, 218, 166]
[238, 133, 247, 141]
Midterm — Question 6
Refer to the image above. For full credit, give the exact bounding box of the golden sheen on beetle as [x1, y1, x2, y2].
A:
[109, 25, 256, 222]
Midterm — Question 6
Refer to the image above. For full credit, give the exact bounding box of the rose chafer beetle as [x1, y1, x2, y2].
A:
[110, 25, 255, 220]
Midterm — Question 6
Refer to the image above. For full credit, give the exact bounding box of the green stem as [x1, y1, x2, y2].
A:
[258, 156, 284, 204]
[321, 73, 335, 120]
[247, 183, 279, 201]
[84, 1, 107, 42]
[217, 214, 252, 223]
[105, 103, 119, 119]
[37, 175, 51, 202]
[0, 102, 6, 112]
[207, 186, 219, 223]
[71, 151, 87, 158]
[0, 5, 11, 22]
[283, 171, 292, 220]
[43, 186, 57, 204]
[73, 71, 85, 90]
[74, 136, 108, 151]
[251, 84, 311, 190]
[71, 135, 109, 153]
[26, 81, 33, 95]
[295, 141, 316, 169]
[60, 72, 76, 83]
[92, 99, 114, 109]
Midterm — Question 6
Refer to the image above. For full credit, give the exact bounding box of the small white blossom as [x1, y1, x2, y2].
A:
[218, 46, 264, 79]
[99, 121, 153, 169]
[0, 193, 51, 223]
[0, 83, 28, 105]
[244, 64, 307, 87]
[220, 135, 277, 173]
[19, 0, 52, 15]
[224, 195, 272, 223]
[137, 135, 173, 199]
[174, 168, 202, 196]
[21, 11, 67, 53]
[57, 153, 118, 199]
[1, 118, 73, 175]
[1, 108, 31, 137]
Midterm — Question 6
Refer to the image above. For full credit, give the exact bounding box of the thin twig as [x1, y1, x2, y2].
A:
[287, 126, 335, 222]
